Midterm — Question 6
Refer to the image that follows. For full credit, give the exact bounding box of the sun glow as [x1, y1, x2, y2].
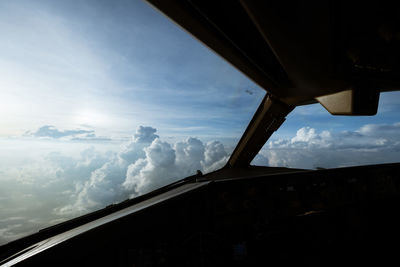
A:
[73, 109, 109, 127]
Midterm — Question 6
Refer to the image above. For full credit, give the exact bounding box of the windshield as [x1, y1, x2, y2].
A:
[0, 0, 265, 245]
[253, 91, 400, 169]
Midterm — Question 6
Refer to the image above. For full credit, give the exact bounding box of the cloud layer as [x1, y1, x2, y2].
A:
[2, 122, 400, 245]
[0, 125, 229, 246]
[253, 123, 400, 169]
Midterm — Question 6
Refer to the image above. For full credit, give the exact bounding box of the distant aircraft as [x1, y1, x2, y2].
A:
[244, 89, 254, 95]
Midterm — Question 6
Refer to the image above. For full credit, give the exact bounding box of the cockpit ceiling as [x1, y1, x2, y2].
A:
[147, 0, 400, 106]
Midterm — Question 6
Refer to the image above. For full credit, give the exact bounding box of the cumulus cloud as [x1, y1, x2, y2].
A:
[132, 126, 159, 143]
[123, 139, 178, 195]
[175, 137, 205, 174]
[203, 141, 228, 165]
[122, 138, 229, 195]
[54, 127, 159, 215]
[254, 123, 400, 169]
[54, 126, 229, 216]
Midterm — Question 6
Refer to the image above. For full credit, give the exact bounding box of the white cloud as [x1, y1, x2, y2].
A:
[24, 125, 111, 141]
[145, 139, 176, 168]
[175, 137, 204, 173]
[133, 126, 159, 143]
[203, 141, 228, 166]
[358, 123, 400, 139]
[120, 137, 226, 198]
[123, 139, 179, 196]
[202, 156, 229, 174]
[53, 126, 230, 216]
[122, 138, 229, 196]
[202, 141, 229, 173]
[26, 125, 93, 138]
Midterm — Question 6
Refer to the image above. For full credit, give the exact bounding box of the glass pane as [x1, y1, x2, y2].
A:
[253, 91, 400, 169]
[0, 0, 265, 245]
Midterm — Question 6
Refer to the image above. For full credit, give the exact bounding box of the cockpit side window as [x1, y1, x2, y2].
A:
[252, 91, 400, 169]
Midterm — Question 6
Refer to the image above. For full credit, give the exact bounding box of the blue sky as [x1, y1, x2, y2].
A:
[0, 0, 265, 142]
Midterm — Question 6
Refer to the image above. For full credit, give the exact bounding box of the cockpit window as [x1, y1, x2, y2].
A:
[0, 0, 265, 245]
[252, 91, 400, 169]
